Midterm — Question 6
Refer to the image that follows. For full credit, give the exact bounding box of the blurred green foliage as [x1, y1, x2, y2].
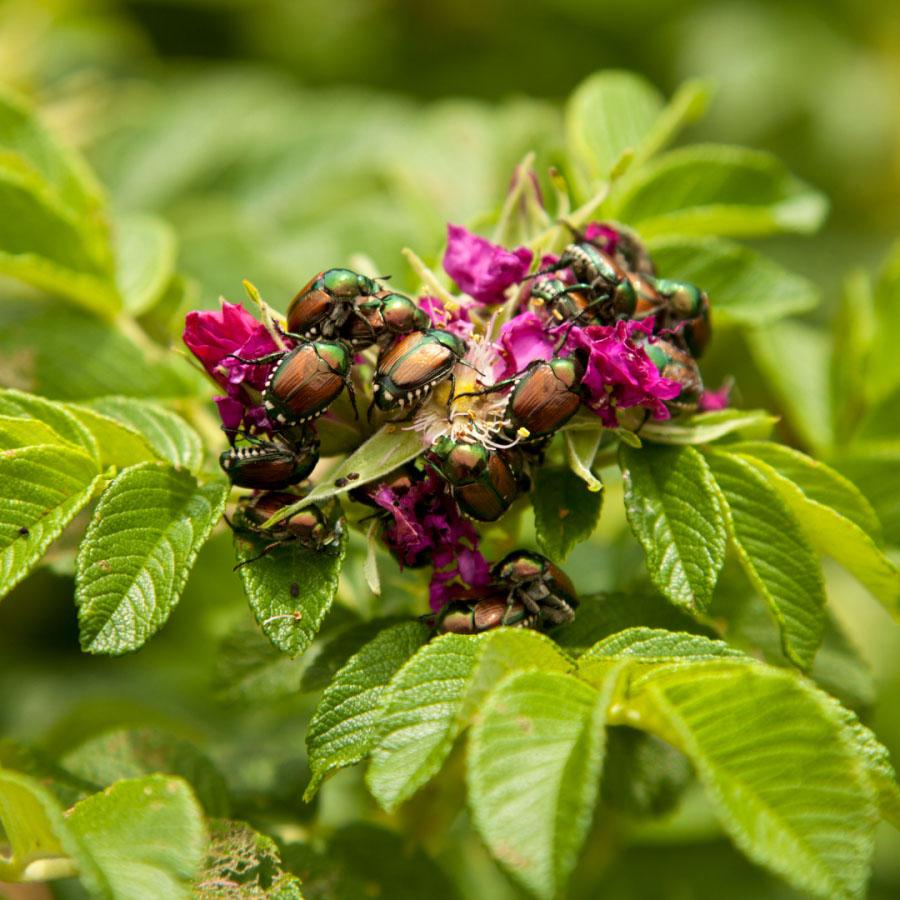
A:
[1, 0, 899, 897]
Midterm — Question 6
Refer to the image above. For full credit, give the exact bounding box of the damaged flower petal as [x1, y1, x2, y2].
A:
[443, 224, 533, 305]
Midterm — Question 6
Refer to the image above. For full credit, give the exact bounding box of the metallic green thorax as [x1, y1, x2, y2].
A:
[320, 268, 380, 298]
[652, 278, 705, 320]
[506, 356, 585, 438]
[560, 242, 636, 317]
[493, 550, 579, 626]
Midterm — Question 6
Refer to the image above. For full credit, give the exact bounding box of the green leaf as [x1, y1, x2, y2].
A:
[67, 775, 207, 900]
[115, 214, 177, 316]
[0, 767, 97, 884]
[867, 240, 900, 406]
[731, 445, 900, 616]
[553, 590, 711, 654]
[213, 626, 305, 705]
[648, 236, 819, 324]
[633, 662, 876, 900]
[604, 145, 828, 238]
[366, 629, 570, 811]
[66, 405, 162, 470]
[0, 415, 68, 449]
[600, 726, 692, 820]
[75, 463, 227, 654]
[197, 819, 302, 899]
[235, 521, 348, 656]
[564, 426, 604, 492]
[841, 715, 900, 828]
[89, 397, 203, 473]
[62, 728, 230, 817]
[0, 388, 99, 460]
[748, 321, 833, 452]
[831, 448, 900, 546]
[831, 269, 874, 439]
[706, 451, 826, 669]
[0, 298, 204, 402]
[0, 163, 117, 316]
[265, 425, 423, 524]
[0, 444, 101, 600]
[305, 621, 428, 799]
[620, 444, 726, 611]
[638, 409, 777, 445]
[533, 466, 603, 562]
[468, 670, 614, 900]
[565, 72, 708, 184]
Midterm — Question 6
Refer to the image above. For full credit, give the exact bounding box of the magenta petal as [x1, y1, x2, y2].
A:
[497, 311, 555, 376]
[214, 396, 245, 432]
[583, 222, 620, 254]
[699, 383, 731, 411]
[443, 224, 533, 305]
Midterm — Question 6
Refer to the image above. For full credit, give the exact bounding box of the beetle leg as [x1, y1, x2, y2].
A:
[232, 538, 290, 570]
[345, 378, 360, 421]
[226, 351, 286, 366]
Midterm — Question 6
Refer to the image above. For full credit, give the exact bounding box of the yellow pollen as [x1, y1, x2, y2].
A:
[517, 426, 531, 439]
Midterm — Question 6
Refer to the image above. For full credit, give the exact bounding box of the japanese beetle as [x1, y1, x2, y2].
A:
[263, 340, 355, 425]
[285, 268, 380, 339]
[651, 279, 711, 358]
[547, 243, 637, 320]
[232, 491, 341, 568]
[372, 329, 467, 412]
[642, 338, 703, 410]
[493, 550, 579, 626]
[436, 597, 537, 634]
[342, 291, 431, 349]
[528, 278, 594, 326]
[219, 432, 319, 489]
[505, 354, 586, 440]
[428, 437, 524, 522]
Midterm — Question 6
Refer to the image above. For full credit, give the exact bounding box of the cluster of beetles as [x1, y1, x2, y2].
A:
[218, 225, 711, 635]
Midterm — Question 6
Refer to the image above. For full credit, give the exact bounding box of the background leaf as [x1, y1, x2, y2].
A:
[604, 145, 828, 237]
[533, 465, 603, 562]
[649, 236, 819, 324]
[115, 213, 178, 316]
[66, 775, 207, 900]
[75, 463, 227, 654]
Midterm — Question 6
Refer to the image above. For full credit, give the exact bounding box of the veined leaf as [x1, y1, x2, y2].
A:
[67, 775, 206, 900]
[620, 444, 726, 611]
[732, 447, 900, 616]
[235, 521, 347, 656]
[115, 214, 177, 316]
[66, 405, 162, 470]
[533, 466, 603, 561]
[89, 397, 203, 473]
[604, 145, 828, 238]
[648, 235, 819, 324]
[468, 670, 615, 900]
[565, 71, 708, 184]
[75, 463, 227, 654]
[638, 409, 776, 445]
[0, 415, 68, 450]
[62, 728, 230, 817]
[366, 630, 570, 811]
[265, 425, 423, 524]
[634, 662, 877, 900]
[832, 448, 900, 546]
[0, 388, 99, 460]
[707, 451, 826, 669]
[0, 444, 101, 600]
[305, 621, 429, 799]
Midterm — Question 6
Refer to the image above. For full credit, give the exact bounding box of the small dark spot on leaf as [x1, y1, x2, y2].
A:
[290, 582, 300, 598]
[334, 477, 348, 488]
[346, 472, 360, 481]
[18, 526, 29, 537]
[515, 715, 533, 735]
[97, 559, 112, 572]
[558, 508, 571, 519]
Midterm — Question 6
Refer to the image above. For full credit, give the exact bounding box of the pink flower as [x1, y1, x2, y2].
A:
[183, 300, 286, 434]
[699, 382, 732, 411]
[418, 296, 474, 340]
[497, 311, 555, 377]
[562, 320, 681, 426]
[364, 470, 490, 611]
[443, 224, 533, 305]
[583, 221, 620, 253]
